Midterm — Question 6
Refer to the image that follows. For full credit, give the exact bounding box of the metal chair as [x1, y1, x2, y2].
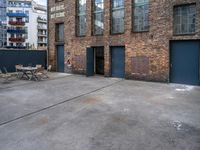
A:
[47, 65, 52, 72]
[44, 65, 52, 78]
[15, 64, 23, 78]
[35, 65, 52, 80]
[3, 67, 17, 77]
[36, 64, 42, 68]
[0, 68, 13, 82]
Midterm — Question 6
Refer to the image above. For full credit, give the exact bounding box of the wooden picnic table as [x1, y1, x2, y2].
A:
[17, 66, 38, 80]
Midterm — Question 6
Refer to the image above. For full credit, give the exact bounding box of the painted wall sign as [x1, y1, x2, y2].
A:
[50, 4, 65, 18]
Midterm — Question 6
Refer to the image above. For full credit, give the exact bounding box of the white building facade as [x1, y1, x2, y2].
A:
[0, 0, 7, 48]
[6, 0, 47, 49]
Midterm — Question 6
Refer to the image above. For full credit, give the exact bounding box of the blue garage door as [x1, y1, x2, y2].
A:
[170, 41, 200, 85]
[57, 45, 64, 72]
[111, 47, 125, 78]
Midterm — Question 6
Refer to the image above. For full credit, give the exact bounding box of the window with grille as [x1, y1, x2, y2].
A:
[174, 4, 196, 35]
[76, 0, 86, 36]
[133, 0, 149, 32]
[111, 0, 124, 34]
[93, 0, 104, 35]
[55, 23, 64, 42]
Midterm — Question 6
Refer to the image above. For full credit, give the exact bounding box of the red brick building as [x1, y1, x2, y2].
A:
[48, 0, 200, 85]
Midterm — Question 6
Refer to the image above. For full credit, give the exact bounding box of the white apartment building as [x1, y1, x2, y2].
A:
[6, 0, 47, 50]
[0, 0, 7, 48]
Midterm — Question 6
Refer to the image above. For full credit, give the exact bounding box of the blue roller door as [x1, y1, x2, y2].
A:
[111, 47, 125, 78]
[57, 45, 64, 72]
[170, 41, 200, 85]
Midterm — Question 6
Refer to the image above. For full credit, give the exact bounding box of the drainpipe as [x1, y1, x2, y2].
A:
[47, 0, 49, 69]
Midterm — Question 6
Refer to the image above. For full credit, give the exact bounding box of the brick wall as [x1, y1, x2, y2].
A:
[48, 0, 200, 82]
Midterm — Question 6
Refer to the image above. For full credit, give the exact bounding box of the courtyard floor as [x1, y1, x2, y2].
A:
[0, 73, 200, 150]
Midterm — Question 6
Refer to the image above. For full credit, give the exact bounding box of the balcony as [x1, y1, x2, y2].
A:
[8, 2, 31, 8]
[9, 37, 25, 42]
[38, 33, 47, 37]
[6, 46, 26, 49]
[7, 28, 27, 34]
[9, 21, 25, 26]
[37, 25, 47, 30]
[38, 40, 47, 44]
[7, 13, 28, 17]
[37, 17, 47, 23]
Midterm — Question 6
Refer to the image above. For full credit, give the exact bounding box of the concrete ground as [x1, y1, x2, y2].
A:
[0, 73, 200, 150]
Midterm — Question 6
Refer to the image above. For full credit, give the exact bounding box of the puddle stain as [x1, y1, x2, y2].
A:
[37, 116, 49, 126]
[81, 96, 102, 104]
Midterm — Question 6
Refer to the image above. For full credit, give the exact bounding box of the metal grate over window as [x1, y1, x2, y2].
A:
[174, 4, 196, 35]
[93, 0, 104, 35]
[133, 0, 149, 32]
[111, 0, 124, 34]
[77, 0, 87, 36]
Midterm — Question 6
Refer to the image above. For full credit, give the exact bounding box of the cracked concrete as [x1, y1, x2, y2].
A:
[0, 74, 200, 150]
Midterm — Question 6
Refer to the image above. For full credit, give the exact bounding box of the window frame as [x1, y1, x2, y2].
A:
[76, 0, 87, 37]
[132, 0, 150, 33]
[92, 0, 104, 36]
[55, 23, 64, 42]
[173, 3, 196, 36]
[110, 0, 125, 35]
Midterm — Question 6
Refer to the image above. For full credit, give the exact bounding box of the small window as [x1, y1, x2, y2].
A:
[25, 17, 29, 23]
[55, 23, 64, 42]
[9, 18, 13, 21]
[133, 0, 149, 32]
[25, 10, 29, 16]
[55, 0, 64, 2]
[174, 4, 196, 35]
[26, 43, 29, 48]
[16, 10, 23, 13]
[76, 0, 87, 36]
[92, 0, 104, 35]
[111, 0, 124, 34]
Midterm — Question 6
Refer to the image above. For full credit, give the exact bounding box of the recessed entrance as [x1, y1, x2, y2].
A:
[86, 47, 104, 76]
[95, 47, 104, 75]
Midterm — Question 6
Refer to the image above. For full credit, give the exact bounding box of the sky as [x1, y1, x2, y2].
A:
[34, 0, 47, 6]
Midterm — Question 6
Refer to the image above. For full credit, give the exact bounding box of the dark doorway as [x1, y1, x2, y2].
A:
[170, 41, 200, 85]
[86, 47, 104, 76]
[57, 45, 64, 72]
[95, 47, 104, 75]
